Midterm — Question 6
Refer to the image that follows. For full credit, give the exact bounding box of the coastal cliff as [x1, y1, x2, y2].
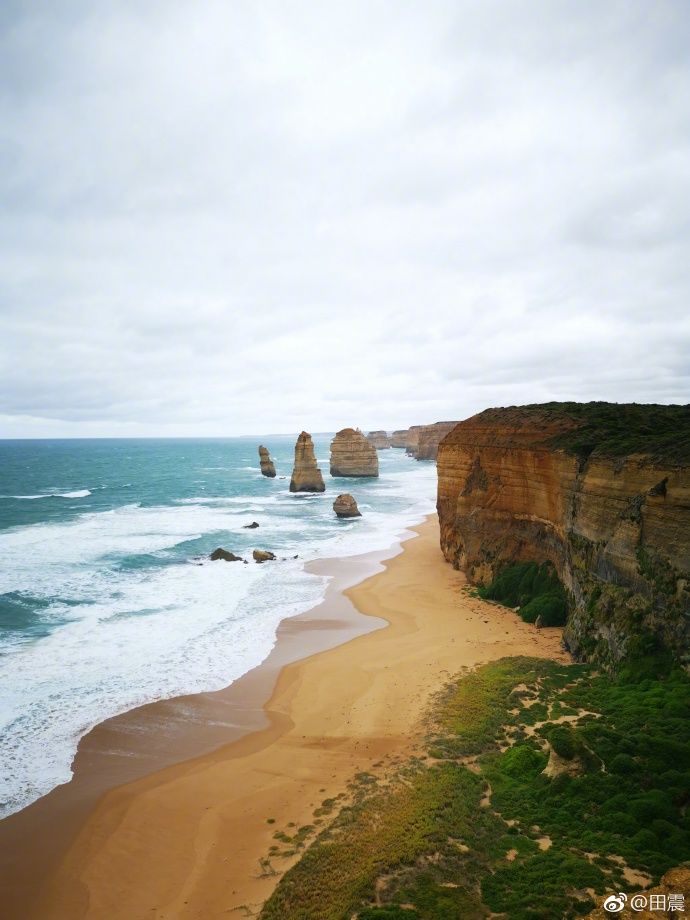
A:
[330, 428, 379, 477]
[367, 430, 391, 449]
[415, 421, 460, 461]
[437, 403, 690, 666]
[404, 426, 423, 457]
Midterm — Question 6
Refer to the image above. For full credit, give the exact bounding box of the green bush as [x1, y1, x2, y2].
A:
[480, 562, 568, 627]
[501, 744, 547, 778]
[545, 724, 577, 760]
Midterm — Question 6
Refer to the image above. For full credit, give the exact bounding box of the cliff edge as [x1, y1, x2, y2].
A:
[437, 403, 690, 666]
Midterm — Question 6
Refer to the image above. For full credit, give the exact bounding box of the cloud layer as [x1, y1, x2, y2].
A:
[1, 0, 689, 436]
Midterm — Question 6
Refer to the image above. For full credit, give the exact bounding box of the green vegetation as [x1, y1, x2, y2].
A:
[478, 562, 568, 627]
[531, 401, 690, 463]
[260, 657, 690, 920]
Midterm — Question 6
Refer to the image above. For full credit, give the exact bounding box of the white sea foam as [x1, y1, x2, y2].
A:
[0, 460, 437, 818]
[3, 489, 92, 500]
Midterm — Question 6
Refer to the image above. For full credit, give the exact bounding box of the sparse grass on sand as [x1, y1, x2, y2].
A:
[260, 656, 690, 920]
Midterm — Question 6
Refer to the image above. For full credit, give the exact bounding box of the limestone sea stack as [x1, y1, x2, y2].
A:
[390, 429, 408, 448]
[333, 494, 362, 518]
[289, 431, 325, 493]
[258, 445, 276, 477]
[367, 430, 390, 449]
[330, 428, 379, 477]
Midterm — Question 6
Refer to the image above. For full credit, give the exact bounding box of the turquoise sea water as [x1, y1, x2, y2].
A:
[0, 436, 436, 818]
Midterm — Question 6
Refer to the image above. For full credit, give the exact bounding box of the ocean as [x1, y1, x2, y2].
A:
[0, 436, 436, 819]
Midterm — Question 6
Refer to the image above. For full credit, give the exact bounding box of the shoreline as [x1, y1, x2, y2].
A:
[0, 522, 420, 919]
[3, 515, 568, 919]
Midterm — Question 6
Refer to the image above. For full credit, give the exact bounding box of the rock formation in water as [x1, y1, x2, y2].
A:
[330, 428, 379, 477]
[243, 521, 260, 529]
[289, 431, 325, 493]
[258, 445, 276, 478]
[333, 493, 362, 518]
[437, 403, 690, 667]
[390, 430, 409, 448]
[253, 549, 276, 563]
[367, 430, 390, 449]
[415, 421, 461, 461]
[210, 548, 243, 562]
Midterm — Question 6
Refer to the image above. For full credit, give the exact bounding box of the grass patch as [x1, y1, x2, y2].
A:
[259, 658, 690, 920]
[537, 401, 690, 463]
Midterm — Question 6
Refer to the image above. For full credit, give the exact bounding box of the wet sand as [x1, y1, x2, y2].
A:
[2, 516, 567, 919]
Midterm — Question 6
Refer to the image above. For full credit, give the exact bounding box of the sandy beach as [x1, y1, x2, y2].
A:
[13, 515, 567, 919]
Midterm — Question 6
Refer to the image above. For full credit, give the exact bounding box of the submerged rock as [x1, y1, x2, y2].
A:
[289, 432, 325, 493]
[333, 494, 362, 518]
[243, 521, 260, 529]
[253, 549, 276, 563]
[210, 548, 243, 562]
[330, 428, 379, 477]
[259, 445, 276, 478]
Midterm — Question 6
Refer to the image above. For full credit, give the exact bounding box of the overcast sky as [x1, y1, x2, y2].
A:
[1, 1, 688, 437]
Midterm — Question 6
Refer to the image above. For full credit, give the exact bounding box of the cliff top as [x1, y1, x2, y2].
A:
[446, 402, 690, 464]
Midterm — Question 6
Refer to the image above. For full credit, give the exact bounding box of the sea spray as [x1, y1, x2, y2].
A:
[0, 437, 436, 817]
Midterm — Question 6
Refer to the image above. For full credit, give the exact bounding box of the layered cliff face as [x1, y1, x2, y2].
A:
[437, 404, 690, 667]
[404, 426, 423, 457]
[258, 445, 276, 478]
[330, 428, 379, 477]
[289, 431, 325, 493]
[367, 430, 391, 449]
[415, 421, 460, 461]
[390, 430, 408, 448]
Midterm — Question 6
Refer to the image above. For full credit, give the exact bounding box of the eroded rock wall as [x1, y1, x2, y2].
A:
[437, 407, 690, 666]
[367, 430, 391, 449]
[415, 421, 460, 461]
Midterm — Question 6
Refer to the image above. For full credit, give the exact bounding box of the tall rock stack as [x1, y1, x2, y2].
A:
[390, 429, 408, 448]
[330, 428, 379, 477]
[367, 430, 391, 449]
[289, 432, 325, 493]
[258, 445, 276, 477]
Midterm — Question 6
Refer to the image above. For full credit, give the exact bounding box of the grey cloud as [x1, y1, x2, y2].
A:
[0, 1, 689, 438]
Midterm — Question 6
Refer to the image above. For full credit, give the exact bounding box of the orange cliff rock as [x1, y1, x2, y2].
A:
[436, 404, 690, 667]
[289, 432, 325, 493]
[330, 428, 379, 477]
[414, 421, 460, 461]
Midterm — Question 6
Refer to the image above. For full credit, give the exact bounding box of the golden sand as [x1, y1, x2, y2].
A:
[29, 515, 567, 919]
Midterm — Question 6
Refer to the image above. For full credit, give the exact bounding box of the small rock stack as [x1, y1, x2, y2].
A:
[289, 431, 325, 493]
[333, 494, 362, 518]
[258, 445, 276, 477]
